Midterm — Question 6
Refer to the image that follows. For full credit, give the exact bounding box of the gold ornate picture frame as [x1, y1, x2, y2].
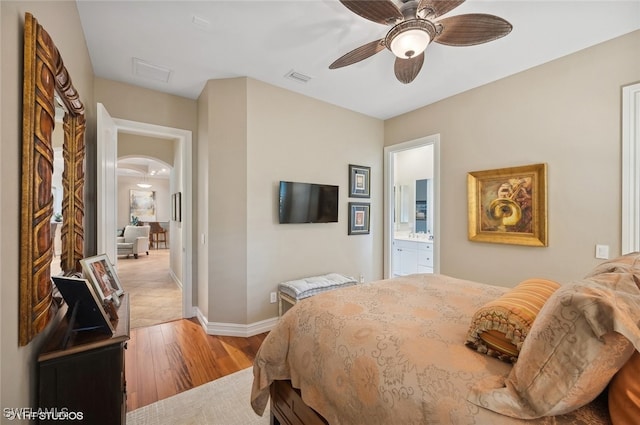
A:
[467, 163, 547, 246]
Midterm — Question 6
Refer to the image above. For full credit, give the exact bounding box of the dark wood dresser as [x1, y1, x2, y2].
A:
[37, 294, 130, 425]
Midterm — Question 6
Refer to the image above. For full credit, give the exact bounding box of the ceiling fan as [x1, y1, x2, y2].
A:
[329, 0, 513, 84]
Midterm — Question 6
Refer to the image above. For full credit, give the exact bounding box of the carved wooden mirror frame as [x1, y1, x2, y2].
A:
[19, 13, 86, 346]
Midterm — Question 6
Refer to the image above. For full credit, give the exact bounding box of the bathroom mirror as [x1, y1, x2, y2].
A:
[19, 13, 86, 345]
[395, 184, 410, 224]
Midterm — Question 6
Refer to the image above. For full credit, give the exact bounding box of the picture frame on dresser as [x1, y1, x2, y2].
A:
[51, 276, 114, 334]
[80, 254, 124, 307]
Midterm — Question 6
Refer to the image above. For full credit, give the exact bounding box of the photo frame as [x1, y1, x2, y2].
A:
[80, 254, 124, 306]
[51, 276, 115, 334]
[173, 192, 182, 222]
[349, 164, 370, 198]
[348, 202, 371, 235]
[467, 163, 547, 246]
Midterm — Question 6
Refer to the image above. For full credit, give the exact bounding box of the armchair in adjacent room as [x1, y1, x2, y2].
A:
[117, 225, 150, 259]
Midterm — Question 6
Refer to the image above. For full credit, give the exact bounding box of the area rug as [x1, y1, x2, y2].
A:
[126, 367, 270, 425]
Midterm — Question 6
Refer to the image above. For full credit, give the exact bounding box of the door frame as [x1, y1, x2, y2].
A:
[107, 117, 194, 318]
[384, 134, 441, 278]
[622, 82, 640, 254]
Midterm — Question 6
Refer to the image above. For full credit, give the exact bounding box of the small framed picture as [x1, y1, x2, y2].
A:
[80, 254, 124, 306]
[171, 192, 182, 222]
[348, 202, 370, 235]
[51, 276, 115, 334]
[349, 164, 370, 198]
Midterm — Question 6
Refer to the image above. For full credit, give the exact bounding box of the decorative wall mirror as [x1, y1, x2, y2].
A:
[19, 13, 86, 346]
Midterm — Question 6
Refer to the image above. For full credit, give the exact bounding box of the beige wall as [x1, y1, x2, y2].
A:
[1, 0, 95, 411]
[118, 133, 176, 166]
[245, 78, 384, 322]
[94, 77, 197, 132]
[196, 77, 384, 324]
[199, 78, 249, 323]
[117, 176, 171, 227]
[385, 30, 640, 287]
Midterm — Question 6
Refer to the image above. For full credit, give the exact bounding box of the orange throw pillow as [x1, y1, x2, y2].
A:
[609, 350, 640, 425]
[465, 278, 560, 363]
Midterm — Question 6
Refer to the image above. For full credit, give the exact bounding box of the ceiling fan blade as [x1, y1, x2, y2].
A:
[339, 0, 403, 25]
[417, 0, 465, 18]
[329, 39, 386, 69]
[394, 53, 425, 84]
[434, 13, 512, 46]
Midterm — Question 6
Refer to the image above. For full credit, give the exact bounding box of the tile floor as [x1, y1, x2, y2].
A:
[115, 248, 182, 329]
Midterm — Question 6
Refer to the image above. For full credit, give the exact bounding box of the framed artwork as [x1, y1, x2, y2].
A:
[80, 254, 124, 307]
[51, 276, 115, 334]
[348, 202, 370, 235]
[467, 163, 547, 246]
[349, 164, 370, 198]
[130, 189, 156, 222]
[171, 192, 182, 222]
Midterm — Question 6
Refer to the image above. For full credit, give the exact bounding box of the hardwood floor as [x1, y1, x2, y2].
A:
[125, 318, 267, 411]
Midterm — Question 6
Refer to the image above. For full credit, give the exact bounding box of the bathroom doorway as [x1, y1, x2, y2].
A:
[384, 135, 440, 278]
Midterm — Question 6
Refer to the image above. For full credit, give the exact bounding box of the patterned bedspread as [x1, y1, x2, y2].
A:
[251, 274, 610, 425]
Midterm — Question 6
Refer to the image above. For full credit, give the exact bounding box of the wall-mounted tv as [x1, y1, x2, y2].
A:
[279, 181, 339, 224]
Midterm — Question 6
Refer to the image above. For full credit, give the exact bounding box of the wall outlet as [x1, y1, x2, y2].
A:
[359, 274, 364, 283]
[270, 292, 277, 303]
[595, 244, 609, 260]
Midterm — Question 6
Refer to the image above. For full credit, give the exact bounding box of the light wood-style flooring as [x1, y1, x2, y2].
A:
[117, 247, 268, 412]
[125, 318, 267, 411]
[116, 248, 182, 329]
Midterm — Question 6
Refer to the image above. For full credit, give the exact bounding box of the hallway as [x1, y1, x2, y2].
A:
[116, 248, 182, 329]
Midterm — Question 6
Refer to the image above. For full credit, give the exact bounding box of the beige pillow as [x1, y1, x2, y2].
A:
[468, 271, 639, 419]
[609, 350, 640, 425]
[465, 278, 560, 363]
[584, 251, 640, 278]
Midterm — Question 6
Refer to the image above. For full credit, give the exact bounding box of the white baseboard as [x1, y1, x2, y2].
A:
[169, 268, 183, 289]
[194, 307, 278, 337]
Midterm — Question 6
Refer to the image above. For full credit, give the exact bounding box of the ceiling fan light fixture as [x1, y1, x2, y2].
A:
[386, 19, 436, 59]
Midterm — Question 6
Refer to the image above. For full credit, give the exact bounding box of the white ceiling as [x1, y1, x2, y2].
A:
[76, 0, 640, 120]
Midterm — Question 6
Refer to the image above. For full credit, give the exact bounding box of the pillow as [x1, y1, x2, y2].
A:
[465, 278, 560, 363]
[584, 252, 640, 278]
[609, 350, 640, 425]
[467, 271, 640, 419]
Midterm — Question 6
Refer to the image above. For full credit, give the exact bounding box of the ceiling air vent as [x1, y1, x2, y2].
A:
[133, 58, 172, 83]
[284, 70, 312, 84]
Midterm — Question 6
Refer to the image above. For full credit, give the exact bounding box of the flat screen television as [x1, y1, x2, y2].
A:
[279, 181, 339, 224]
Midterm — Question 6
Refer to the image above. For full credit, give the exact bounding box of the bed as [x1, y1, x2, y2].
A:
[251, 254, 640, 425]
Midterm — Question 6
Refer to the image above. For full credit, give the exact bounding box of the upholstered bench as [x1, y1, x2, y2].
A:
[278, 273, 357, 316]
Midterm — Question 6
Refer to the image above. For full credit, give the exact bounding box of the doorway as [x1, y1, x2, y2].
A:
[384, 135, 440, 278]
[97, 104, 194, 321]
[116, 156, 179, 328]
